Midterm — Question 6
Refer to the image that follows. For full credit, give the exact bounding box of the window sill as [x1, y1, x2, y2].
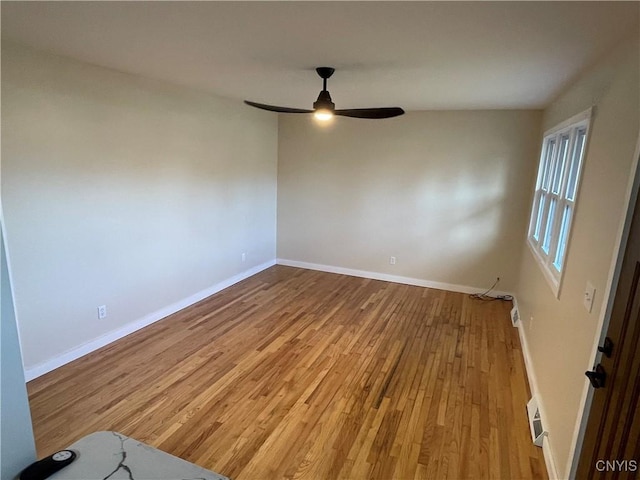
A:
[527, 239, 562, 299]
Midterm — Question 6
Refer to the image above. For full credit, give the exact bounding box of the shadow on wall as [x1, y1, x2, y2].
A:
[277, 111, 541, 292]
[346, 152, 536, 288]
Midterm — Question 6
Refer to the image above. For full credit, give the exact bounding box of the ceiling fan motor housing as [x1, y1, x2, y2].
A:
[313, 90, 335, 111]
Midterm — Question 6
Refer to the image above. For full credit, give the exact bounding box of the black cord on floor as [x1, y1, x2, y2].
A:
[469, 277, 513, 302]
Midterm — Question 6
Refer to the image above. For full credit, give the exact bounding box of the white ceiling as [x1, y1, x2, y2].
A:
[2, 1, 638, 111]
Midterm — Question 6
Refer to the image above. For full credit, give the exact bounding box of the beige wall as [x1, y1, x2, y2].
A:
[277, 110, 541, 292]
[515, 29, 639, 479]
[5, 28, 637, 479]
[1, 42, 278, 373]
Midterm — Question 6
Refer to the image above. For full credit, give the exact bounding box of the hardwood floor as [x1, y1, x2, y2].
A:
[28, 265, 546, 479]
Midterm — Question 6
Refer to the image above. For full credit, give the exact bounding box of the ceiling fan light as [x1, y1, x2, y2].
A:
[314, 109, 334, 121]
[313, 91, 335, 121]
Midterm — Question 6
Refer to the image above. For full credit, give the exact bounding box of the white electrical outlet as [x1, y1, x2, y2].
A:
[241, 252, 246, 262]
[390, 256, 396, 265]
[98, 305, 107, 319]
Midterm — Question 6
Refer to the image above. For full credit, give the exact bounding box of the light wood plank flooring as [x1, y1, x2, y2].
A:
[28, 265, 546, 479]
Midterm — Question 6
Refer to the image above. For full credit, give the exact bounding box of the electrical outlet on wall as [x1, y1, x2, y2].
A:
[241, 252, 246, 262]
[390, 256, 396, 265]
[98, 305, 107, 319]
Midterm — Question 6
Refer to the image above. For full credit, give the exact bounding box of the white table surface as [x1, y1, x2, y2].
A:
[47, 431, 229, 480]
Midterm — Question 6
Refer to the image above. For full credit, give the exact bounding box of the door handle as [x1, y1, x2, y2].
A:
[597, 337, 614, 358]
[585, 364, 607, 389]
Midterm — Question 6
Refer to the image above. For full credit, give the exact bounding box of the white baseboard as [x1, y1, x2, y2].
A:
[24, 260, 275, 381]
[277, 258, 515, 298]
[517, 319, 561, 480]
[543, 440, 560, 480]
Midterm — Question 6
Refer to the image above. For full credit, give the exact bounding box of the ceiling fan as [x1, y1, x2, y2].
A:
[244, 67, 405, 120]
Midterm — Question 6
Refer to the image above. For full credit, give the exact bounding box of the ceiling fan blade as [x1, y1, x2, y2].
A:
[335, 107, 405, 119]
[244, 100, 313, 114]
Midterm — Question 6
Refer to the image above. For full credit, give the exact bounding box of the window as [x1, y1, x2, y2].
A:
[527, 108, 591, 296]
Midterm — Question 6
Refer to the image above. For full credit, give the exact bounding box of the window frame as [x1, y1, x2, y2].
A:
[527, 108, 592, 297]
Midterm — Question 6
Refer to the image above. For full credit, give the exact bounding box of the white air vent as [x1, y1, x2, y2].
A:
[510, 306, 520, 326]
[526, 397, 547, 447]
